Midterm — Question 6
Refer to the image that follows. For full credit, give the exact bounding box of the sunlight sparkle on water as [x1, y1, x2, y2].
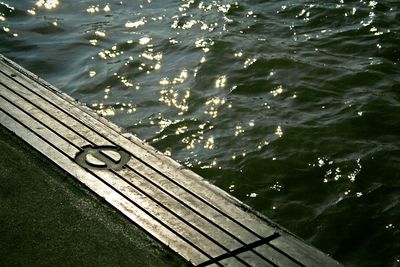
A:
[270, 85, 283, 96]
[95, 31, 106, 38]
[243, 57, 256, 68]
[204, 136, 214, 149]
[215, 75, 226, 88]
[247, 193, 257, 198]
[234, 124, 244, 137]
[103, 4, 111, 12]
[139, 37, 151, 45]
[2, 1, 398, 264]
[125, 19, 146, 28]
[86, 5, 99, 13]
[275, 126, 283, 137]
[36, 0, 59, 9]
[27, 9, 36, 15]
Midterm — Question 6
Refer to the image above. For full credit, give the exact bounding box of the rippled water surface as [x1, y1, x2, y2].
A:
[1, 0, 400, 265]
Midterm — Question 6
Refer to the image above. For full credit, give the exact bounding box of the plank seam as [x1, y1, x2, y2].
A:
[0, 72, 282, 264]
[0, 103, 219, 266]
[197, 233, 281, 267]
[0, 78, 297, 266]
[0, 68, 269, 238]
[268, 243, 306, 267]
[0, 83, 257, 266]
[0, 86, 264, 266]
[0, 64, 274, 238]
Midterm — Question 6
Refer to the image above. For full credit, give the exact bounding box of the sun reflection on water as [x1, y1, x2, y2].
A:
[1, 0, 398, 249]
[36, 0, 59, 10]
[2, 0, 399, 264]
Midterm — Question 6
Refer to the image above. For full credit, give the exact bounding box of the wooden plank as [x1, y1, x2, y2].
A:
[0, 84, 239, 261]
[253, 244, 299, 267]
[235, 251, 275, 267]
[0, 62, 275, 240]
[0, 81, 243, 254]
[0, 109, 210, 265]
[0, 72, 259, 250]
[269, 234, 342, 267]
[0, 54, 343, 266]
[0, 62, 273, 245]
[0, 96, 214, 264]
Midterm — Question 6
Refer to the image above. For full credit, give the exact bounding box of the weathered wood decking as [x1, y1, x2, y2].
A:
[0, 54, 342, 267]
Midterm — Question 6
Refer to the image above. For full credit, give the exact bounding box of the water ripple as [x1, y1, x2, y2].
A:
[1, 0, 400, 265]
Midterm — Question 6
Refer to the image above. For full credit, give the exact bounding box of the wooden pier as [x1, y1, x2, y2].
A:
[0, 54, 342, 267]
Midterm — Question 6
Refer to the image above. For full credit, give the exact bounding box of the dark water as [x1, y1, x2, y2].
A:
[1, 1, 399, 266]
